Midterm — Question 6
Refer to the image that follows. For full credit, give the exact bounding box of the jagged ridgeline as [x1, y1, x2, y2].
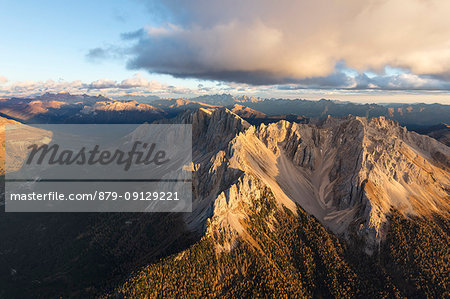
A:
[0, 107, 449, 298]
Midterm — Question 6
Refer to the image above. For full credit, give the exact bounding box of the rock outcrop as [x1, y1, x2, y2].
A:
[177, 109, 449, 252]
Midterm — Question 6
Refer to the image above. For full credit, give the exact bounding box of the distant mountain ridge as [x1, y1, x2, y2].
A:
[0, 93, 166, 124]
[4, 92, 448, 125]
[187, 94, 450, 126]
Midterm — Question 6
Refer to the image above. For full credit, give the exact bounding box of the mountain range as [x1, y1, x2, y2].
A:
[0, 93, 448, 297]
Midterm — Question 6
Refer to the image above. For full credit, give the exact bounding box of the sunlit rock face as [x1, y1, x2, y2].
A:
[173, 109, 449, 252]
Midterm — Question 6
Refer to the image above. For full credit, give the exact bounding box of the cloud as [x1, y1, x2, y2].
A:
[119, 73, 165, 89]
[357, 73, 450, 90]
[3, 80, 85, 96]
[86, 46, 125, 62]
[86, 48, 110, 62]
[85, 74, 167, 90]
[96, 0, 450, 87]
[121, 29, 146, 40]
[278, 68, 450, 91]
[89, 78, 117, 89]
[0, 74, 188, 98]
[0, 75, 7, 84]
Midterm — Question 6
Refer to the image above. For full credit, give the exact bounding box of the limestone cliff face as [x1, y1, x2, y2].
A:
[176, 108, 449, 251]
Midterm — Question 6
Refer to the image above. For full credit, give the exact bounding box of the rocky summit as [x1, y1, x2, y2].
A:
[174, 109, 450, 251]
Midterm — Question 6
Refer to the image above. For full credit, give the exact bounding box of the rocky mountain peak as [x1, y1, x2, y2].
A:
[176, 109, 449, 252]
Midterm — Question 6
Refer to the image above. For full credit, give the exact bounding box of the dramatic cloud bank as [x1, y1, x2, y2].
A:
[92, 0, 450, 90]
[278, 62, 450, 90]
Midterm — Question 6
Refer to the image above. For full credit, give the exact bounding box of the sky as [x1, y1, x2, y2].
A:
[0, 0, 449, 104]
